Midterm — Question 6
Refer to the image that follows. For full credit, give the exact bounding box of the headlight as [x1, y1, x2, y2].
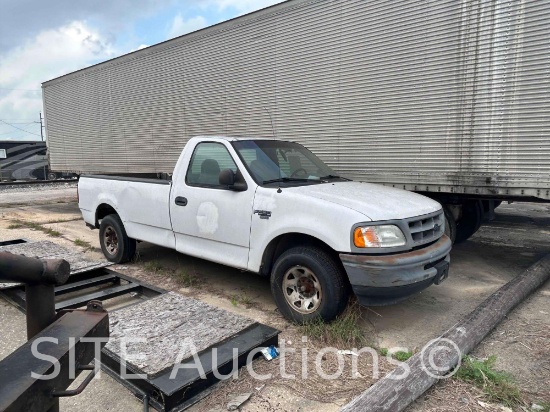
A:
[353, 225, 406, 248]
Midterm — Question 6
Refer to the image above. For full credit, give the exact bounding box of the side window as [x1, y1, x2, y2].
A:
[0, 149, 6, 159]
[186, 142, 237, 187]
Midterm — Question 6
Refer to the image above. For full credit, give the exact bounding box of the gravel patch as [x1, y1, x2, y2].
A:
[0, 181, 77, 193]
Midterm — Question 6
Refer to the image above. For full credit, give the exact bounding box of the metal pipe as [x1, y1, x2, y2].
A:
[0, 252, 70, 285]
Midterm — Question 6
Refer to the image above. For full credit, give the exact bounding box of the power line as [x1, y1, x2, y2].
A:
[0, 119, 42, 137]
[0, 121, 39, 125]
[0, 87, 41, 92]
[0, 118, 39, 121]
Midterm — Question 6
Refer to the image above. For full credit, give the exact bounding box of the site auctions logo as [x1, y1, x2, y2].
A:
[30, 336, 462, 381]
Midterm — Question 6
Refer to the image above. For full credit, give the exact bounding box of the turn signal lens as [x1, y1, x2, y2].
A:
[353, 225, 406, 248]
[354, 227, 377, 247]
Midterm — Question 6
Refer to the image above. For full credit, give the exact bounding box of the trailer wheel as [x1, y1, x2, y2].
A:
[47, 172, 57, 180]
[99, 214, 136, 263]
[271, 246, 349, 323]
[455, 200, 483, 243]
[443, 205, 456, 244]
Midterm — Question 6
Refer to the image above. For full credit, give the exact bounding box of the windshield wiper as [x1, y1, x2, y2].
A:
[320, 174, 351, 181]
[262, 177, 310, 185]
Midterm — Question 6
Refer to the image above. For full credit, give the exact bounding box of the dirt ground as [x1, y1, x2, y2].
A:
[0, 186, 548, 412]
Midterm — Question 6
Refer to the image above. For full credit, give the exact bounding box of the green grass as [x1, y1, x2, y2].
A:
[177, 269, 197, 287]
[230, 295, 239, 306]
[239, 293, 253, 306]
[44, 228, 61, 237]
[73, 238, 91, 248]
[379, 348, 414, 361]
[300, 304, 366, 347]
[144, 260, 164, 273]
[455, 355, 523, 407]
[533, 402, 550, 412]
[9, 219, 61, 237]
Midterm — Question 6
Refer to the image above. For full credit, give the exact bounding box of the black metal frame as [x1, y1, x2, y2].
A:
[0, 252, 109, 412]
[100, 323, 279, 412]
[0, 267, 164, 312]
[1, 264, 280, 411]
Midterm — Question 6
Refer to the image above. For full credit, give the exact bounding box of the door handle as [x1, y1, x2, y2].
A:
[175, 196, 188, 206]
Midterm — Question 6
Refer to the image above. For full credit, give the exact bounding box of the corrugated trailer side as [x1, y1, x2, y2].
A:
[43, 0, 550, 205]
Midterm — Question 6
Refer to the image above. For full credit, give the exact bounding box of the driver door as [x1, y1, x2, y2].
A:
[169, 141, 255, 269]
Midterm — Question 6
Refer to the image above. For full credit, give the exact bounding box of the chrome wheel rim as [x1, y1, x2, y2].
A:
[282, 265, 322, 314]
[104, 226, 118, 255]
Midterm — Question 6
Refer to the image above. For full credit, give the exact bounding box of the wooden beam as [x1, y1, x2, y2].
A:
[341, 253, 550, 412]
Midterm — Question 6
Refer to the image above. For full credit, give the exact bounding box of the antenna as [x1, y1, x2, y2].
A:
[263, 106, 282, 192]
[263, 106, 276, 139]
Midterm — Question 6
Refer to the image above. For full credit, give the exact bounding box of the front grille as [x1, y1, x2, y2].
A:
[407, 211, 445, 246]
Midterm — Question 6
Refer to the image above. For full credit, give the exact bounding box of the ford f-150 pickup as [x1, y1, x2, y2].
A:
[78, 136, 452, 322]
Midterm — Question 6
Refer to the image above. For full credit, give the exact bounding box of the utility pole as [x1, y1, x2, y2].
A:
[39, 112, 44, 142]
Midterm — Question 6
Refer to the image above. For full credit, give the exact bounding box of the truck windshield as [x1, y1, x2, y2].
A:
[232, 140, 342, 186]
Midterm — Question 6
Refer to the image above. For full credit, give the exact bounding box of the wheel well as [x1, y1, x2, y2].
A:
[95, 204, 117, 228]
[259, 233, 343, 277]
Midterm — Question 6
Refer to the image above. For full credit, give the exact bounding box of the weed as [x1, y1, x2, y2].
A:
[455, 355, 523, 407]
[144, 260, 164, 273]
[47, 218, 80, 224]
[9, 219, 61, 237]
[177, 269, 197, 287]
[533, 402, 550, 412]
[230, 295, 239, 306]
[378, 348, 413, 362]
[44, 228, 61, 237]
[393, 350, 413, 362]
[300, 303, 366, 347]
[73, 238, 91, 248]
[239, 293, 253, 306]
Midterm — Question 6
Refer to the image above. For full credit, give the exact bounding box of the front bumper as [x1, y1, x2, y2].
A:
[340, 235, 452, 306]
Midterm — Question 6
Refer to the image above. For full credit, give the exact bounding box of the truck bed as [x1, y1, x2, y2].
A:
[78, 175, 175, 249]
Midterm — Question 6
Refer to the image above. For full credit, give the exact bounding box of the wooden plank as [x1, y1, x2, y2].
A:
[341, 253, 550, 412]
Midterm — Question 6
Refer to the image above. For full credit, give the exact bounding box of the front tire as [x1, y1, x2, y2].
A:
[99, 214, 136, 263]
[271, 246, 349, 323]
[455, 200, 483, 243]
[443, 205, 457, 244]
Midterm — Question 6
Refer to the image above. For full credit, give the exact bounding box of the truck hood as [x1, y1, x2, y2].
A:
[285, 181, 441, 221]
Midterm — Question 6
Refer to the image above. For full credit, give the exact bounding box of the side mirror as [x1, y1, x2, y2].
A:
[219, 169, 248, 192]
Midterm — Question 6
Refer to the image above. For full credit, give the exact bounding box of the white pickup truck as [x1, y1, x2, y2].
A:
[78, 136, 452, 322]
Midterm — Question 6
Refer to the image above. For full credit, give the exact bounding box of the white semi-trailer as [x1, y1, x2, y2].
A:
[42, 0, 550, 243]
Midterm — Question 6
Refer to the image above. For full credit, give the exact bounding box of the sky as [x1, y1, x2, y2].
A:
[0, 0, 283, 141]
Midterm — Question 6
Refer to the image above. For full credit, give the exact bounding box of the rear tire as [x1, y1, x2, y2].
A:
[99, 214, 136, 263]
[271, 246, 349, 323]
